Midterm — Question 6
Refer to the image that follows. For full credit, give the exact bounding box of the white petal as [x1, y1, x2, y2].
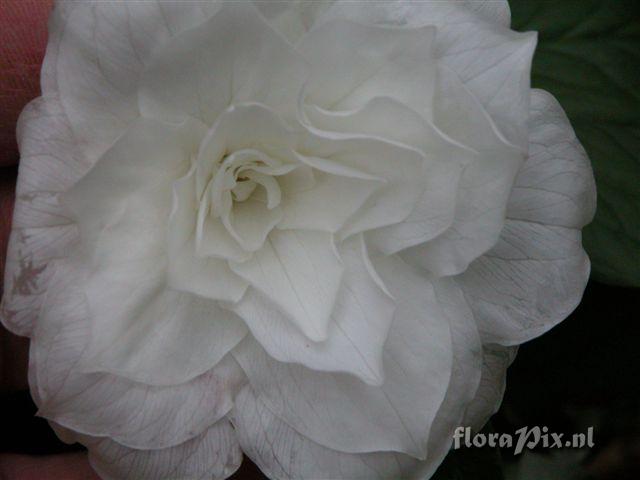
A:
[367, 159, 464, 255]
[230, 230, 343, 342]
[507, 89, 596, 228]
[279, 171, 379, 233]
[198, 221, 251, 263]
[254, 0, 335, 44]
[169, 173, 250, 301]
[302, 96, 473, 155]
[314, 1, 534, 148]
[461, 0, 511, 27]
[169, 239, 250, 303]
[83, 419, 242, 480]
[462, 345, 517, 432]
[233, 254, 452, 458]
[400, 67, 524, 276]
[170, 167, 251, 264]
[30, 260, 247, 450]
[298, 19, 436, 116]
[457, 89, 595, 345]
[224, 200, 283, 253]
[41, 358, 246, 451]
[82, 291, 246, 385]
[314, 0, 510, 30]
[1, 96, 84, 336]
[437, 18, 536, 150]
[195, 103, 301, 197]
[304, 134, 426, 239]
[62, 116, 204, 249]
[412, 277, 484, 479]
[139, 3, 309, 125]
[51, 2, 217, 160]
[231, 235, 394, 385]
[232, 386, 419, 480]
[73, 259, 248, 386]
[458, 220, 590, 344]
[401, 149, 522, 276]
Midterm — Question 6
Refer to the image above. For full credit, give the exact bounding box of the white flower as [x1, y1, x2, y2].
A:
[1, 1, 596, 479]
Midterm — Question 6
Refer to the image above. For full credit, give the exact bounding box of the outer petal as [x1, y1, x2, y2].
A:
[79, 282, 248, 387]
[313, 0, 534, 148]
[302, 97, 473, 253]
[230, 235, 394, 386]
[233, 254, 452, 459]
[1, 97, 81, 336]
[0, 0, 208, 333]
[254, 0, 335, 44]
[506, 91, 597, 229]
[50, 1, 220, 160]
[232, 386, 418, 480]
[139, 3, 309, 125]
[61, 116, 204, 249]
[462, 345, 517, 432]
[83, 419, 242, 480]
[29, 260, 247, 450]
[297, 18, 436, 117]
[400, 66, 524, 276]
[457, 89, 595, 345]
[412, 277, 484, 479]
[232, 277, 482, 480]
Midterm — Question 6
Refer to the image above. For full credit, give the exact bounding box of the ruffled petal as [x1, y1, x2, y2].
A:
[230, 235, 394, 386]
[168, 166, 251, 292]
[313, 1, 511, 31]
[29, 260, 247, 451]
[413, 277, 484, 479]
[254, 0, 335, 44]
[279, 171, 379, 233]
[232, 386, 418, 480]
[139, 3, 309, 125]
[298, 18, 436, 117]
[51, 1, 218, 160]
[1, 97, 81, 336]
[312, 1, 534, 148]
[233, 277, 483, 480]
[223, 200, 283, 253]
[303, 134, 426, 240]
[44, 258, 248, 390]
[462, 345, 517, 432]
[400, 66, 524, 276]
[168, 241, 249, 303]
[367, 160, 464, 256]
[83, 419, 242, 480]
[62, 116, 204, 250]
[233, 254, 452, 459]
[457, 89, 595, 345]
[301, 96, 473, 254]
[507, 90, 597, 228]
[230, 229, 343, 342]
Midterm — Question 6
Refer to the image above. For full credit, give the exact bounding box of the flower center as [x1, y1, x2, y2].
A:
[195, 147, 296, 254]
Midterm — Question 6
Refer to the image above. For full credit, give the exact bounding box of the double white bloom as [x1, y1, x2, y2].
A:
[1, 1, 596, 479]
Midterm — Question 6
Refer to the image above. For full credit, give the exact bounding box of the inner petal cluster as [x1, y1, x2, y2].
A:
[197, 148, 295, 254]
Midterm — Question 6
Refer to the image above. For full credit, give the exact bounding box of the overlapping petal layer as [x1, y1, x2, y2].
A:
[0, 2, 597, 480]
